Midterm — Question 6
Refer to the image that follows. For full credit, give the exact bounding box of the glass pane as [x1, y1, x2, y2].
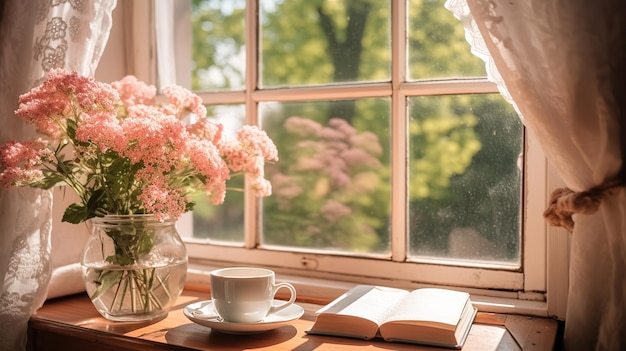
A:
[261, 99, 391, 254]
[408, 94, 522, 264]
[191, 0, 246, 90]
[192, 104, 246, 242]
[260, 0, 391, 87]
[408, 0, 486, 79]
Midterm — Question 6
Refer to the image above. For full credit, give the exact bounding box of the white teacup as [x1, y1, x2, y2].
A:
[210, 267, 297, 323]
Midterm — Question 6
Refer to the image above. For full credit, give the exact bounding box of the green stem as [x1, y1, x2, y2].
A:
[109, 270, 125, 312]
[130, 271, 137, 312]
[92, 225, 178, 316]
[157, 272, 172, 302]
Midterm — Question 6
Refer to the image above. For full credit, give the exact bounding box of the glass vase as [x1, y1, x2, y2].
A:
[80, 214, 187, 322]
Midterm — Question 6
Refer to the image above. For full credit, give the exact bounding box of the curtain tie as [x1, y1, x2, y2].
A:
[543, 179, 624, 232]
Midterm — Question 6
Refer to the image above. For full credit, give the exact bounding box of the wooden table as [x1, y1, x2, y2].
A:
[28, 288, 558, 351]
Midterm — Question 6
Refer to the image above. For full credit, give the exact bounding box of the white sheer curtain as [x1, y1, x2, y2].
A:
[446, 0, 626, 349]
[0, 0, 116, 350]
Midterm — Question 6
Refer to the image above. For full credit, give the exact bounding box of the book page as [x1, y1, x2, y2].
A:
[318, 285, 409, 326]
[385, 288, 469, 328]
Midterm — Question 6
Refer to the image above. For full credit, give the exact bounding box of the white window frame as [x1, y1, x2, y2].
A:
[138, 0, 569, 319]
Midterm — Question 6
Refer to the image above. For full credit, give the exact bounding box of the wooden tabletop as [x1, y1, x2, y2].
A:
[28, 288, 558, 351]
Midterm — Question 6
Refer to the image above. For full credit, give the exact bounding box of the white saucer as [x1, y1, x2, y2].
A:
[183, 300, 304, 334]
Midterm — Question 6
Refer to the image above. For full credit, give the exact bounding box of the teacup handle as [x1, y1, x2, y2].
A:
[268, 282, 296, 315]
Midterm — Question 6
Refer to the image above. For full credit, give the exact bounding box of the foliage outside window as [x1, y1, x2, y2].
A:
[182, 0, 523, 280]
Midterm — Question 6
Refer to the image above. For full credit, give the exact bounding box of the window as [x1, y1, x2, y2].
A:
[154, 0, 554, 307]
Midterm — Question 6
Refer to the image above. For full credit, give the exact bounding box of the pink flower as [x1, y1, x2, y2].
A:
[236, 125, 279, 162]
[75, 111, 126, 153]
[162, 85, 207, 119]
[137, 179, 187, 220]
[15, 96, 68, 137]
[187, 139, 230, 204]
[327, 164, 351, 188]
[243, 126, 278, 160]
[111, 75, 156, 106]
[220, 140, 248, 173]
[321, 200, 352, 222]
[221, 126, 277, 180]
[317, 125, 346, 141]
[218, 125, 277, 199]
[15, 68, 118, 138]
[0, 139, 51, 187]
[327, 118, 356, 138]
[121, 107, 186, 172]
[350, 132, 382, 156]
[283, 116, 322, 137]
[249, 176, 272, 197]
[187, 118, 224, 145]
[341, 148, 382, 169]
[270, 173, 303, 209]
[2, 70, 279, 223]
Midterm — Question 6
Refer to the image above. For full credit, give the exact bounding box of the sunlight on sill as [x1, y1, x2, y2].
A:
[185, 263, 548, 318]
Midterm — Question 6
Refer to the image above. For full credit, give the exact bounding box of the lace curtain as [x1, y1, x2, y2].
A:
[0, 0, 116, 350]
[446, 0, 626, 349]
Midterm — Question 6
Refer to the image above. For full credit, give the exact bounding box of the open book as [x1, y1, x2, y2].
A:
[306, 285, 477, 349]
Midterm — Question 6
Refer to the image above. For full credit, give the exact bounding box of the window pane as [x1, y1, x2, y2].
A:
[408, 0, 486, 79]
[408, 94, 522, 264]
[260, 0, 390, 87]
[191, 0, 246, 90]
[192, 104, 246, 242]
[260, 99, 391, 254]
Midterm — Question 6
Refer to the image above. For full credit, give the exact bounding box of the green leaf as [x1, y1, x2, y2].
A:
[35, 173, 65, 189]
[55, 159, 75, 176]
[107, 252, 133, 266]
[86, 189, 105, 216]
[130, 161, 144, 174]
[185, 201, 196, 212]
[137, 230, 154, 256]
[62, 203, 88, 224]
[66, 118, 77, 140]
[89, 269, 124, 301]
[109, 157, 128, 174]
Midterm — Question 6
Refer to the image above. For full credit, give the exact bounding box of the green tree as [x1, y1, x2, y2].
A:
[409, 95, 522, 259]
[191, 0, 246, 90]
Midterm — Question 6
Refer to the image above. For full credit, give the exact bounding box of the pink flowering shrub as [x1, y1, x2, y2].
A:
[266, 116, 384, 251]
[0, 69, 278, 223]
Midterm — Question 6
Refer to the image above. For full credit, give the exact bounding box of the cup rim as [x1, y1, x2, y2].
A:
[210, 266, 274, 278]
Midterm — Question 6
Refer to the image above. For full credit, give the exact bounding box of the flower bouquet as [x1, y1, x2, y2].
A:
[0, 69, 278, 320]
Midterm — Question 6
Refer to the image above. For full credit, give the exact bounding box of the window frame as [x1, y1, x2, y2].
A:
[140, 0, 568, 318]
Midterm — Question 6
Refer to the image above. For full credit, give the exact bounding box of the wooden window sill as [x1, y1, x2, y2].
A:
[28, 287, 559, 351]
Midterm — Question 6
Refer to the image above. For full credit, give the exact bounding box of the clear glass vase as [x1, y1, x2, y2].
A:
[81, 214, 187, 322]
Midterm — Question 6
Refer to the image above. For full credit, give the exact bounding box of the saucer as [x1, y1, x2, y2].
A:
[183, 300, 304, 334]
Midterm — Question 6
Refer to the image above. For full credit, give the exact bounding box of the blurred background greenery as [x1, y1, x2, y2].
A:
[188, 0, 522, 263]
